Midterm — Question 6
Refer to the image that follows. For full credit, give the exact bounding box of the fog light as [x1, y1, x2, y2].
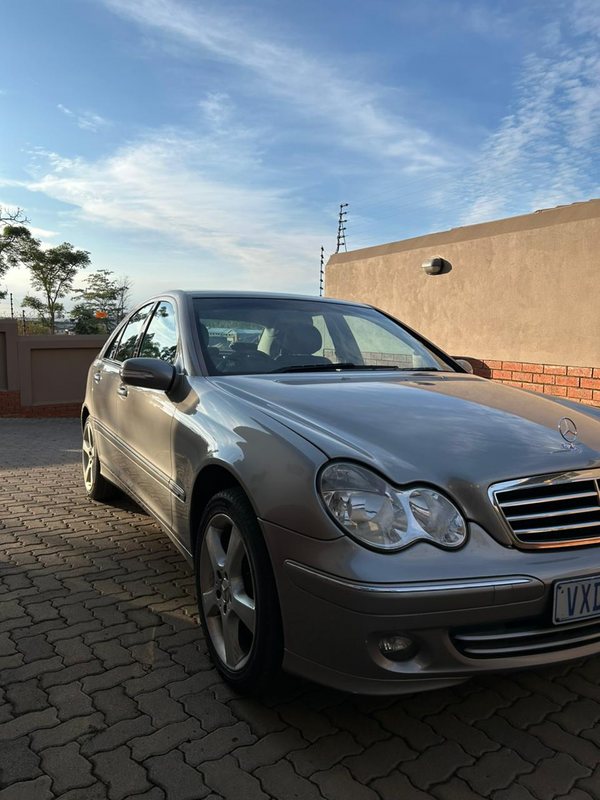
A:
[378, 635, 418, 661]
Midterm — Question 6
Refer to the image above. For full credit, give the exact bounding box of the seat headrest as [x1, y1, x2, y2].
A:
[198, 322, 210, 347]
[281, 323, 322, 355]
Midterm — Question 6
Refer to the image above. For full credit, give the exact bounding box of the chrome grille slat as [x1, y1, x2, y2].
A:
[490, 470, 600, 549]
[500, 491, 598, 507]
[507, 506, 600, 521]
[453, 614, 600, 658]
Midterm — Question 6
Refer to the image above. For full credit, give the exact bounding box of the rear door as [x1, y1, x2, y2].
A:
[116, 300, 179, 529]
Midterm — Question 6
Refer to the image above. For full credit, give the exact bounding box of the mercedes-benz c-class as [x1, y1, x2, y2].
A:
[81, 291, 600, 694]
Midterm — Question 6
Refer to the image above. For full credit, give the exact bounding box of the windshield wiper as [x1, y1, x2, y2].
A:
[270, 362, 403, 374]
[270, 363, 445, 374]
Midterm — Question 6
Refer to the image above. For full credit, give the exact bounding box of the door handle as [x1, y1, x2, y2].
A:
[117, 384, 128, 397]
[93, 371, 102, 383]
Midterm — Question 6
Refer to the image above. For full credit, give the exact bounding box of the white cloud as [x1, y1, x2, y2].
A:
[101, 0, 456, 171]
[456, 8, 600, 225]
[58, 104, 111, 132]
[22, 118, 328, 292]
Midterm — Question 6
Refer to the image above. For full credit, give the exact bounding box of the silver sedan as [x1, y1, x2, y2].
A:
[82, 291, 600, 694]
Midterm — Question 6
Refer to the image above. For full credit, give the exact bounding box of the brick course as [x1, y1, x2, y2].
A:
[0, 390, 80, 418]
[463, 359, 600, 409]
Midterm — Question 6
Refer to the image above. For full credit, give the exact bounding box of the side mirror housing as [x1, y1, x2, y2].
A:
[120, 358, 176, 391]
[454, 358, 474, 374]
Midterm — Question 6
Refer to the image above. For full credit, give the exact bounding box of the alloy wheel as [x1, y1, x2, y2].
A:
[199, 512, 256, 670]
[82, 423, 95, 492]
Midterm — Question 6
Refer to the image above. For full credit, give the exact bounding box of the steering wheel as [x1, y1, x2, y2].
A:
[215, 350, 274, 373]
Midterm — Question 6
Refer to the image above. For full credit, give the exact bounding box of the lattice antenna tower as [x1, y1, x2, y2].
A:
[335, 203, 348, 253]
[319, 247, 325, 296]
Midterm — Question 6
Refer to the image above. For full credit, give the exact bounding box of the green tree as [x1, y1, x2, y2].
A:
[71, 270, 132, 333]
[21, 240, 90, 334]
[0, 221, 32, 300]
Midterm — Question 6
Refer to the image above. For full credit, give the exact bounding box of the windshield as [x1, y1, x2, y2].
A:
[194, 297, 453, 376]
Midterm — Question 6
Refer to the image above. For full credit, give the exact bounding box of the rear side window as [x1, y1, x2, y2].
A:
[139, 302, 178, 364]
[113, 305, 153, 363]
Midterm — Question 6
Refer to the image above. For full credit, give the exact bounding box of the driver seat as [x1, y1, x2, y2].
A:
[275, 323, 332, 367]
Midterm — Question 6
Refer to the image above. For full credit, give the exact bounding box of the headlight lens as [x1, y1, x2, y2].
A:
[319, 463, 466, 552]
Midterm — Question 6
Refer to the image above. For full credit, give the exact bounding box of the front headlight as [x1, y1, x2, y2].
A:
[319, 462, 466, 552]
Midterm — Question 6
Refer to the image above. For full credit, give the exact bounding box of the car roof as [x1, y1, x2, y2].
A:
[157, 290, 370, 307]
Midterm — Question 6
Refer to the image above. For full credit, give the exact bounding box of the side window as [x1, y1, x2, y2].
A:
[105, 326, 124, 361]
[113, 305, 153, 363]
[139, 302, 178, 364]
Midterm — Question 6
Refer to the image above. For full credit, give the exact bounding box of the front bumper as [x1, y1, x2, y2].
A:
[261, 519, 600, 694]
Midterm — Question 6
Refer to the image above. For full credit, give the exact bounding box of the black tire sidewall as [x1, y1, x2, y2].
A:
[195, 487, 283, 693]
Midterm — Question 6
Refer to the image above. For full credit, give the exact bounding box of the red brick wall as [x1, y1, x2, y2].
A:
[463, 359, 600, 408]
[0, 390, 81, 418]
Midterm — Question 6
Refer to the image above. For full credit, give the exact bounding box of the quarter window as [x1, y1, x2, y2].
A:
[113, 305, 153, 363]
[139, 302, 178, 364]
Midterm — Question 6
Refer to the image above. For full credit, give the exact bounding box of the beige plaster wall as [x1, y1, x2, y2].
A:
[326, 201, 600, 367]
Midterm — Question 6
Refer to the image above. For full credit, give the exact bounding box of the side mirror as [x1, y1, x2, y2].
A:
[120, 357, 176, 391]
[454, 358, 474, 374]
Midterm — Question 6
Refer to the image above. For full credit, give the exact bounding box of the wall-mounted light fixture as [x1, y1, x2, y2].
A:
[421, 256, 447, 275]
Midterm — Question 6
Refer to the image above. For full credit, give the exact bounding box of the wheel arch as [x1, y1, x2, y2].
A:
[189, 463, 256, 557]
[81, 405, 90, 432]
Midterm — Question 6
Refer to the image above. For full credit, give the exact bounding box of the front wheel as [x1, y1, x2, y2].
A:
[195, 487, 283, 693]
[82, 419, 118, 502]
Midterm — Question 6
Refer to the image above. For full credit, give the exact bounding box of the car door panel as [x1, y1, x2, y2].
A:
[116, 301, 179, 530]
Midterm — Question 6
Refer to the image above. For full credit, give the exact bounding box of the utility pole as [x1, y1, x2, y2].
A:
[319, 247, 325, 297]
[335, 203, 348, 253]
[9, 293, 14, 319]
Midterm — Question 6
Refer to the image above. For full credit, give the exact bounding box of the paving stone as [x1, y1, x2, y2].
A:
[457, 747, 533, 794]
[426, 711, 500, 757]
[403, 741, 474, 790]
[94, 686, 140, 726]
[30, 711, 105, 751]
[530, 720, 600, 768]
[235, 727, 309, 771]
[548, 698, 600, 735]
[275, 700, 337, 742]
[228, 696, 287, 737]
[256, 760, 326, 800]
[371, 771, 436, 800]
[82, 663, 146, 694]
[53, 636, 94, 666]
[312, 764, 380, 800]
[4, 680, 48, 714]
[0, 707, 59, 741]
[499, 695, 561, 729]
[520, 753, 591, 798]
[136, 687, 187, 727]
[0, 656, 63, 685]
[92, 640, 134, 669]
[374, 706, 444, 750]
[40, 742, 95, 794]
[146, 750, 210, 800]
[16, 634, 54, 663]
[93, 746, 151, 800]
[0, 738, 41, 788]
[130, 717, 206, 761]
[129, 641, 174, 668]
[48, 681, 95, 720]
[124, 665, 187, 697]
[40, 659, 104, 688]
[343, 737, 418, 783]
[80, 715, 154, 757]
[199, 753, 268, 799]
[476, 716, 553, 763]
[0, 775, 53, 800]
[182, 721, 256, 766]
[59, 784, 109, 800]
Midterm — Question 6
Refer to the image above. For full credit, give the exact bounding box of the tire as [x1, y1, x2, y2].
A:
[195, 487, 283, 693]
[82, 418, 118, 502]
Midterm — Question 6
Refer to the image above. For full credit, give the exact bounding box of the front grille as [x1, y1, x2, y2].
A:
[491, 470, 600, 549]
[452, 615, 600, 658]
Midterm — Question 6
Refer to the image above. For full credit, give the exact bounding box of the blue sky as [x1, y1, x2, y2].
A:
[1, 0, 599, 309]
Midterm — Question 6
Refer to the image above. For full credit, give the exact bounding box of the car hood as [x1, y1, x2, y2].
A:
[212, 372, 600, 542]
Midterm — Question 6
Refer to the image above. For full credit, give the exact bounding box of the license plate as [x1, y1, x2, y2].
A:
[554, 575, 600, 624]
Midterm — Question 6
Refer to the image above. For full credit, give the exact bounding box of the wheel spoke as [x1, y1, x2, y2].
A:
[205, 526, 227, 573]
[230, 589, 255, 634]
[201, 585, 219, 617]
[225, 526, 245, 575]
[222, 613, 244, 668]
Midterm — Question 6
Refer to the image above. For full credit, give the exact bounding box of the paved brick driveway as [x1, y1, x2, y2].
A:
[2, 419, 600, 800]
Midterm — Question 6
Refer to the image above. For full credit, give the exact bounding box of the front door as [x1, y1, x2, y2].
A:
[116, 301, 179, 530]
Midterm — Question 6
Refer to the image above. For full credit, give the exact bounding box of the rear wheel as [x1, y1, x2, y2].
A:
[195, 487, 283, 693]
[82, 419, 118, 502]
